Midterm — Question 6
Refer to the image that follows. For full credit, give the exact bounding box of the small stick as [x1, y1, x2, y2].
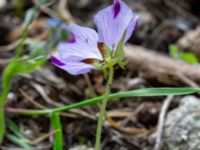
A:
[19, 88, 78, 118]
[176, 72, 200, 96]
[84, 74, 97, 97]
[0, 40, 19, 52]
[105, 113, 147, 135]
[28, 129, 60, 145]
[19, 88, 46, 109]
[176, 72, 199, 88]
[58, 0, 76, 23]
[125, 44, 200, 85]
[0, 58, 11, 65]
[154, 96, 173, 150]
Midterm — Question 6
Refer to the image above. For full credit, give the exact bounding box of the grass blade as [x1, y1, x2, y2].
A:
[50, 113, 63, 150]
[9, 87, 200, 116]
[6, 134, 32, 149]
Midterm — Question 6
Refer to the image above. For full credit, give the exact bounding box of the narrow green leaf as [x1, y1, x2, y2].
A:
[0, 5, 41, 143]
[0, 111, 4, 143]
[0, 63, 17, 143]
[50, 113, 63, 150]
[12, 87, 200, 116]
[6, 119, 32, 148]
[115, 31, 126, 64]
[7, 119, 26, 139]
[28, 41, 46, 58]
[6, 134, 31, 149]
[0, 58, 46, 142]
[15, 58, 46, 74]
[104, 45, 113, 59]
[52, 87, 200, 113]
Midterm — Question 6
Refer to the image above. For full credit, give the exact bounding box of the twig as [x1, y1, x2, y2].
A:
[20, 83, 96, 119]
[106, 110, 134, 118]
[70, 109, 96, 120]
[0, 58, 11, 65]
[154, 96, 173, 150]
[125, 44, 200, 85]
[19, 88, 46, 109]
[164, 0, 200, 22]
[0, 35, 47, 52]
[84, 74, 97, 97]
[33, 0, 58, 18]
[0, 40, 20, 52]
[5, 35, 45, 53]
[30, 82, 62, 107]
[28, 129, 60, 145]
[20, 88, 78, 118]
[105, 113, 147, 135]
[176, 72, 200, 96]
[40, 6, 58, 18]
[176, 72, 199, 88]
[57, 0, 76, 23]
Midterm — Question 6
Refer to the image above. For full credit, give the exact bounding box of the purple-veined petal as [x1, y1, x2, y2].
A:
[51, 55, 65, 66]
[94, 0, 133, 50]
[51, 55, 94, 75]
[124, 16, 138, 43]
[62, 62, 94, 75]
[58, 24, 103, 62]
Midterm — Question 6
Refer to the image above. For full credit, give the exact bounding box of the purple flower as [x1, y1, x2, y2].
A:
[51, 0, 138, 75]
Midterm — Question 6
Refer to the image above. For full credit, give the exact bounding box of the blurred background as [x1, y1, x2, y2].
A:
[0, 0, 200, 149]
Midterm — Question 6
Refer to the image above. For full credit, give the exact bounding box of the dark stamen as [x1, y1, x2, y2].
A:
[98, 42, 106, 57]
[82, 58, 96, 64]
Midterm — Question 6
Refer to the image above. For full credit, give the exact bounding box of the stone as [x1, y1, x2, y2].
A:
[161, 96, 200, 150]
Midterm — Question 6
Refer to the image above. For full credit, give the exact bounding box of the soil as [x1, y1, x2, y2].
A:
[0, 0, 200, 149]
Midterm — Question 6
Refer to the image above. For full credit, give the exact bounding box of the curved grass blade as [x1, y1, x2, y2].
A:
[10, 87, 200, 116]
[0, 7, 39, 143]
[6, 134, 32, 149]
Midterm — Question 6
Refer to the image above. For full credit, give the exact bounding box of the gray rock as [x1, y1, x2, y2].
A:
[160, 96, 200, 150]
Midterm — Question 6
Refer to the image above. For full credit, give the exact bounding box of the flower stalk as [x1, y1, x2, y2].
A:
[95, 66, 114, 150]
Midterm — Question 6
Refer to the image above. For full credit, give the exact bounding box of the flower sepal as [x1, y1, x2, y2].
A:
[118, 60, 127, 69]
[94, 57, 117, 70]
[104, 45, 113, 60]
[99, 58, 117, 78]
[114, 31, 126, 68]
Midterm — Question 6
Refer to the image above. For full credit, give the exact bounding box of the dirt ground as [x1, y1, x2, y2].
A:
[0, 0, 200, 149]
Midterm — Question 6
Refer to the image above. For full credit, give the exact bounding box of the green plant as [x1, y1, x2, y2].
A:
[169, 44, 199, 64]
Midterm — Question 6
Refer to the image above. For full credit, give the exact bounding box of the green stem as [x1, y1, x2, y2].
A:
[95, 66, 114, 150]
[50, 113, 63, 150]
[0, 109, 4, 143]
[0, 75, 12, 143]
